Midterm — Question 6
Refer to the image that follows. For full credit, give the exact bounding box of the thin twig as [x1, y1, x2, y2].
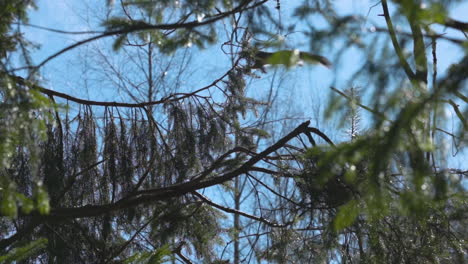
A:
[193, 191, 290, 227]
[331, 86, 388, 121]
[23, 0, 267, 73]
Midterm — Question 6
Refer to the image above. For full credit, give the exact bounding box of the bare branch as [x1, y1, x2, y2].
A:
[193, 191, 290, 228]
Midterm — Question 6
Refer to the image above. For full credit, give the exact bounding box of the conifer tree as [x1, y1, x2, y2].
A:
[1, 0, 466, 263]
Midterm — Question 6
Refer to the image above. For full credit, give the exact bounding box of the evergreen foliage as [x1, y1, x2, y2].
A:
[0, 0, 466, 263]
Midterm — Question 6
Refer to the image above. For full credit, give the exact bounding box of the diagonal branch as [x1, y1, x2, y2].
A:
[0, 220, 41, 251]
[193, 191, 290, 228]
[24, 0, 267, 72]
[106, 216, 155, 263]
[13, 121, 311, 219]
[9, 63, 237, 107]
[443, 18, 468, 32]
[331, 86, 388, 121]
[381, 0, 415, 80]
[372, 26, 465, 45]
[407, 11, 428, 84]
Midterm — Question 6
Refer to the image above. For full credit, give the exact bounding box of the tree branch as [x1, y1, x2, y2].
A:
[407, 11, 428, 84]
[381, 0, 415, 80]
[12, 121, 311, 219]
[24, 0, 267, 72]
[9, 61, 237, 107]
[193, 191, 290, 228]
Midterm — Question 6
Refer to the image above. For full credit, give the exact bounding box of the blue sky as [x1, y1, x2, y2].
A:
[21, 0, 467, 171]
[25, 0, 467, 93]
[13, 0, 467, 261]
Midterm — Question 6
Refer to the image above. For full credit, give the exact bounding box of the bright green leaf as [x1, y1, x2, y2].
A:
[333, 199, 359, 231]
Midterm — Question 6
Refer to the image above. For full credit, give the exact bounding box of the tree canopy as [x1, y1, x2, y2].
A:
[0, 0, 467, 263]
